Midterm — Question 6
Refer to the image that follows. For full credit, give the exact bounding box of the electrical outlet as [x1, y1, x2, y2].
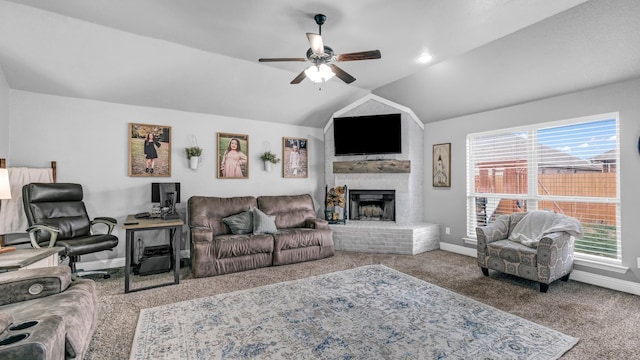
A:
[637, 257, 640, 268]
[445, 227, 451, 235]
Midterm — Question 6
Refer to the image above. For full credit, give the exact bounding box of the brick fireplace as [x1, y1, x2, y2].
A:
[324, 95, 440, 254]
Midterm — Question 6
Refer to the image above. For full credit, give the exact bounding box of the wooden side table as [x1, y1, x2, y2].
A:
[0, 247, 63, 271]
[122, 215, 183, 293]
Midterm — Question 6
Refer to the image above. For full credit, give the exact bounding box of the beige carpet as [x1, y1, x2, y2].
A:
[85, 250, 640, 359]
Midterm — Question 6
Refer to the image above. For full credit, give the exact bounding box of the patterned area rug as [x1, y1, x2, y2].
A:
[130, 265, 578, 359]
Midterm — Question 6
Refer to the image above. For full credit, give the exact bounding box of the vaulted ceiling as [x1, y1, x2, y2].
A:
[1, 0, 639, 128]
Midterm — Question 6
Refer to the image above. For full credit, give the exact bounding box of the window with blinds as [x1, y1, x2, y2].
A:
[466, 113, 620, 260]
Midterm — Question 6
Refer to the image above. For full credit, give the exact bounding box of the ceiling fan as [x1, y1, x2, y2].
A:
[258, 14, 381, 85]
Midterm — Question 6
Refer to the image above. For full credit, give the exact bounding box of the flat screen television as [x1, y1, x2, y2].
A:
[333, 113, 402, 156]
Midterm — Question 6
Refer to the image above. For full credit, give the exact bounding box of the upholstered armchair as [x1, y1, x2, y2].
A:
[476, 211, 582, 292]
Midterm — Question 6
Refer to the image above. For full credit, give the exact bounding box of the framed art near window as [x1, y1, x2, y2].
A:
[283, 137, 308, 178]
[217, 132, 249, 179]
[129, 123, 172, 177]
[433, 143, 451, 187]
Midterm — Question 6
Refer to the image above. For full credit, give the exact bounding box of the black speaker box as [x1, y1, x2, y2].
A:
[135, 245, 172, 276]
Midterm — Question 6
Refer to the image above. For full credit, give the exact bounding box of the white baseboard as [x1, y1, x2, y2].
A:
[439, 242, 640, 296]
[77, 257, 126, 271]
[77, 249, 191, 272]
[78, 244, 640, 296]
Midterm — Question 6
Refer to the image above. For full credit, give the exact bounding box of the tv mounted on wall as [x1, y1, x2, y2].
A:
[333, 113, 402, 156]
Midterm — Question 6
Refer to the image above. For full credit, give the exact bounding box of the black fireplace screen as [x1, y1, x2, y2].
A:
[349, 190, 395, 221]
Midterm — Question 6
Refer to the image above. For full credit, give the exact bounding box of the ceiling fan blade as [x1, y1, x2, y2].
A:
[329, 64, 356, 84]
[259, 57, 307, 62]
[306, 33, 324, 56]
[290, 70, 307, 84]
[336, 50, 381, 62]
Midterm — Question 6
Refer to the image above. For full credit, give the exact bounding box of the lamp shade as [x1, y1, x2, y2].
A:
[0, 169, 11, 200]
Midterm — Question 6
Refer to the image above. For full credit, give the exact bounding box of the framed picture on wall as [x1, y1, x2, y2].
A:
[129, 123, 172, 177]
[283, 137, 308, 178]
[433, 143, 451, 187]
[217, 132, 249, 179]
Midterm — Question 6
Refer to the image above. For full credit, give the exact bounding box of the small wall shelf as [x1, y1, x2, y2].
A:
[332, 160, 411, 174]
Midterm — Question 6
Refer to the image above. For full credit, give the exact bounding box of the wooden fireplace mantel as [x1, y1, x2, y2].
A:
[333, 160, 411, 174]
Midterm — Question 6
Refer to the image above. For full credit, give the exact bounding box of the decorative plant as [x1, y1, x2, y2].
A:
[185, 146, 203, 159]
[260, 151, 280, 164]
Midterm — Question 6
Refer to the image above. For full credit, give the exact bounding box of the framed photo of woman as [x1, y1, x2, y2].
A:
[217, 132, 249, 179]
[283, 137, 308, 178]
[129, 123, 172, 177]
[432, 143, 451, 187]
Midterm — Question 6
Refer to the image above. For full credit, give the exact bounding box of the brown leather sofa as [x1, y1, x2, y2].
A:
[188, 194, 334, 278]
[0, 266, 97, 360]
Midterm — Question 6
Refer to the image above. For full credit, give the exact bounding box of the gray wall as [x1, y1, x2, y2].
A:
[425, 78, 640, 282]
[6, 90, 325, 267]
[0, 65, 9, 156]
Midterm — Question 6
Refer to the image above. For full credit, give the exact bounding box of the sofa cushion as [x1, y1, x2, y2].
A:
[188, 196, 257, 236]
[487, 239, 538, 267]
[215, 233, 274, 259]
[222, 210, 254, 235]
[257, 194, 317, 229]
[273, 228, 332, 250]
[252, 208, 277, 234]
[0, 266, 71, 306]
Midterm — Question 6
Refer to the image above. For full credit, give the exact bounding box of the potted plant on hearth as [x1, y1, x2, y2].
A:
[186, 146, 203, 170]
[260, 151, 280, 172]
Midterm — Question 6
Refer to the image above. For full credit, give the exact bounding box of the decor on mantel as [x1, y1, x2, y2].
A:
[433, 143, 451, 187]
[185, 146, 203, 170]
[333, 159, 411, 174]
[259, 151, 280, 172]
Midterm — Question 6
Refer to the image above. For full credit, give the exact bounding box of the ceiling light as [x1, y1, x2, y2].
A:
[304, 64, 335, 83]
[417, 52, 433, 64]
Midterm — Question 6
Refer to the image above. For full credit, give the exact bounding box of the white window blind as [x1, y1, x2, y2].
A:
[466, 113, 620, 260]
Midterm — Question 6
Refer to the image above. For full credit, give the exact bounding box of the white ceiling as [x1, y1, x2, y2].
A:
[0, 0, 639, 128]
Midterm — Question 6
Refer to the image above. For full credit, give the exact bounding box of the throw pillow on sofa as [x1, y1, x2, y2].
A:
[222, 210, 254, 234]
[252, 207, 277, 234]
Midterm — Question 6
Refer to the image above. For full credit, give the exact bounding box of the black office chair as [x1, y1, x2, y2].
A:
[22, 183, 119, 278]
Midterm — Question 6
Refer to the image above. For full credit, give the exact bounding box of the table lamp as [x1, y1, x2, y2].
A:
[0, 168, 16, 253]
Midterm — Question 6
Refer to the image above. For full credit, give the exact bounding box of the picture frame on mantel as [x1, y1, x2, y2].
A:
[433, 143, 451, 187]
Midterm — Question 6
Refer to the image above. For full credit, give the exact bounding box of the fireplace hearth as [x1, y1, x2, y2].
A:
[349, 189, 395, 221]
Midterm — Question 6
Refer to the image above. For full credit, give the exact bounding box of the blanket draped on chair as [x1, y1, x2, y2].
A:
[508, 210, 583, 247]
[0, 167, 54, 234]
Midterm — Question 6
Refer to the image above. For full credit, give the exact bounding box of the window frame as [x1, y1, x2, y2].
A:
[465, 112, 621, 263]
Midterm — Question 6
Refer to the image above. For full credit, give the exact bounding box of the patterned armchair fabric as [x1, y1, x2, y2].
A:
[476, 212, 576, 292]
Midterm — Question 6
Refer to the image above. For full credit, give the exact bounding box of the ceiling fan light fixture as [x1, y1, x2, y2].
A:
[304, 64, 335, 83]
[417, 52, 433, 64]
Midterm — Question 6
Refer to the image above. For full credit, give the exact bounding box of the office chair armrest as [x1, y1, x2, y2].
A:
[26, 224, 60, 249]
[92, 217, 117, 234]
